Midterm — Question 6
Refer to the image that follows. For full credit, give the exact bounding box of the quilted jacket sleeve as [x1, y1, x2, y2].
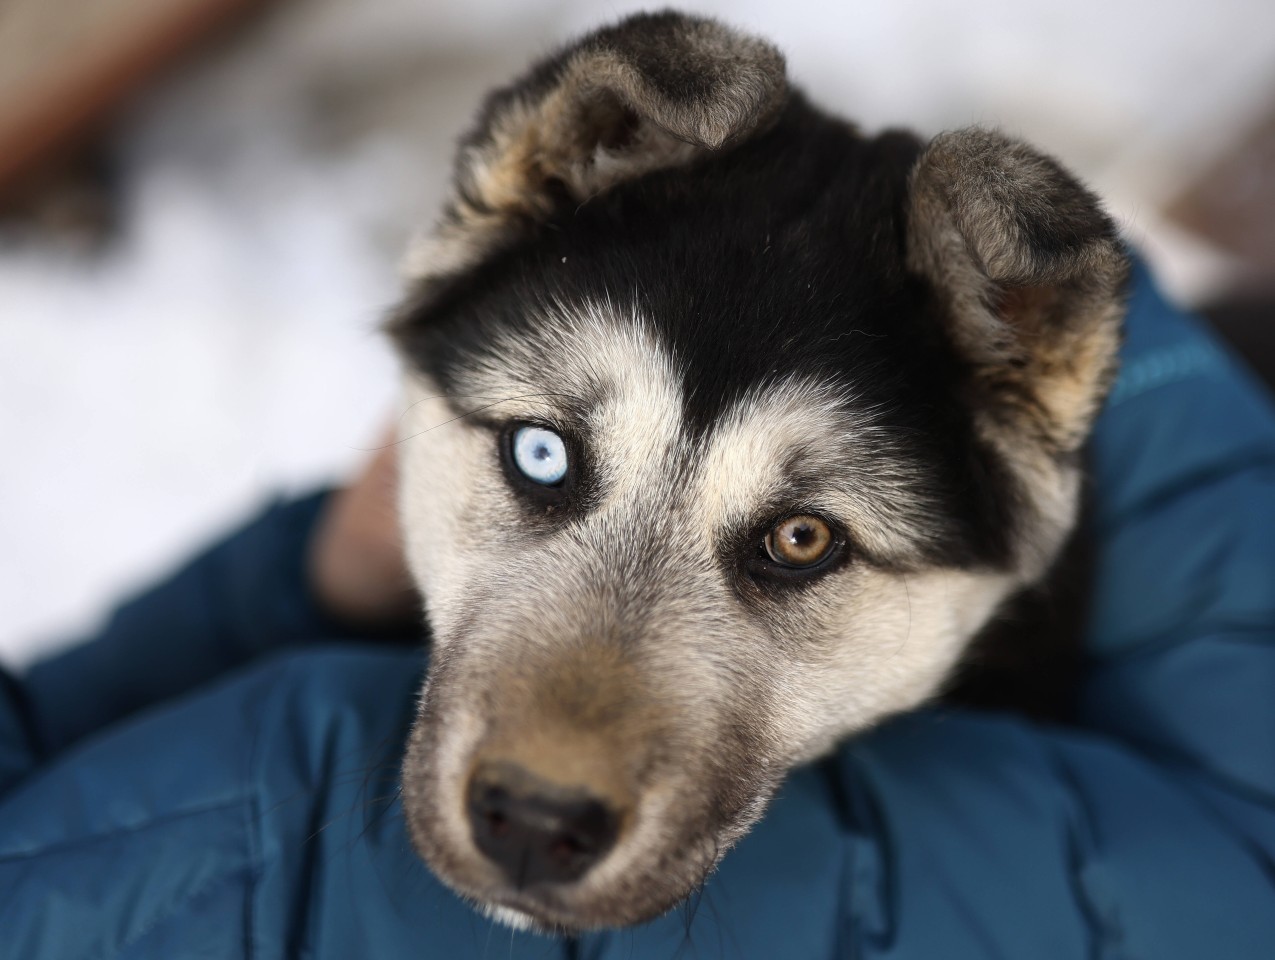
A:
[0, 491, 348, 793]
[583, 262, 1275, 960]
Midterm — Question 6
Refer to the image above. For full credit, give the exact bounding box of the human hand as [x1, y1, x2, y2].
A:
[308, 430, 419, 629]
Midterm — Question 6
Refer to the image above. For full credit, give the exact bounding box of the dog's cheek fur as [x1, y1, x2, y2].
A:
[396, 374, 492, 638]
[753, 564, 1020, 761]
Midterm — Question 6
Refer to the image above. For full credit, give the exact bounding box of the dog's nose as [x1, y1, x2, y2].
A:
[467, 761, 619, 887]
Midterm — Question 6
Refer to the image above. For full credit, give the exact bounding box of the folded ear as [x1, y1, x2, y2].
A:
[407, 11, 786, 278]
[908, 128, 1130, 457]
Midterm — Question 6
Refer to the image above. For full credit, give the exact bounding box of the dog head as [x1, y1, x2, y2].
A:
[388, 11, 1128, 931]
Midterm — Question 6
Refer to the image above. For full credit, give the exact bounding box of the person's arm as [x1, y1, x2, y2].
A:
[0, 492, 338, 785]
[0, 440, 418, 791]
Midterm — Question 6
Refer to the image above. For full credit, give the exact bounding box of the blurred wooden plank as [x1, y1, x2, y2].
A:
[0, 0, 269, 198]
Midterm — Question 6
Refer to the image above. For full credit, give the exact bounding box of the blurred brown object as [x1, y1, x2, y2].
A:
[0, 0, 269, 206]
[1167, 99, 1275, 294]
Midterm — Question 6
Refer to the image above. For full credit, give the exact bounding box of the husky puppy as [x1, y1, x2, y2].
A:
[388, 10, 1129, 932]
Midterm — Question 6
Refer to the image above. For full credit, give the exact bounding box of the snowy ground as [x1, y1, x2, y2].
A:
[3, 0, 1273, 665]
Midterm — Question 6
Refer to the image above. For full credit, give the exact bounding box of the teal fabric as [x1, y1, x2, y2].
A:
[2, 261, 1273, 958]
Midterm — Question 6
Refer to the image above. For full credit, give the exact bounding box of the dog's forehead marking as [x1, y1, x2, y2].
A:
[692, 378, 849, 527]
[465, 299, 682, 462]
[458, 300, 686, 512]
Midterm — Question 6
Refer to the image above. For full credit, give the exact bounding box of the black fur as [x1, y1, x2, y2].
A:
[943, 484, 1097, 720]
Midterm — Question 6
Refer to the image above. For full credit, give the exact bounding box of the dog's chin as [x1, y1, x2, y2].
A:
[473, 890, 659, 934]
[478, 902, 543, 932]
[469, 874, 715, 933]
[424, 853, 706, 933]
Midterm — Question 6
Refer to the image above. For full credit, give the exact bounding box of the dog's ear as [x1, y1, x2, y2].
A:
[459, 11, 787, 210]
[408, 11, 786, 278]
[908, 128, 1130, 456]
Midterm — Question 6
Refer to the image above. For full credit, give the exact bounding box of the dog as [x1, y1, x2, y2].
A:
[386, 10, 1129, 932]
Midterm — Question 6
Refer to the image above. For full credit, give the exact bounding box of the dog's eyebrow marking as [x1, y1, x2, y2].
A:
[445, 298, 687, 506]
[693, 378, 941, 562]
[693, 378, 847, 529]
[384, 392, 588, 448]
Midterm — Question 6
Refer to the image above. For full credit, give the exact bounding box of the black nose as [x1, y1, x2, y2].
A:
[467, 761, 620, 888]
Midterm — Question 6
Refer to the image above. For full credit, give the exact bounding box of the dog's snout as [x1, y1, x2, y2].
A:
[467, 761, 619, 888]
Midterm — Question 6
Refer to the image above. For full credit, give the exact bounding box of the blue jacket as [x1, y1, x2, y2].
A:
[3, 262, 1273, 958]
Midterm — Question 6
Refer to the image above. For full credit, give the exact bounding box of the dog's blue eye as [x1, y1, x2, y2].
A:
[512, 426, 568, 485]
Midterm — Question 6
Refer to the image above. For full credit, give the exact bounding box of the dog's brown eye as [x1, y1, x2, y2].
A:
[765, 515, 834, 568]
